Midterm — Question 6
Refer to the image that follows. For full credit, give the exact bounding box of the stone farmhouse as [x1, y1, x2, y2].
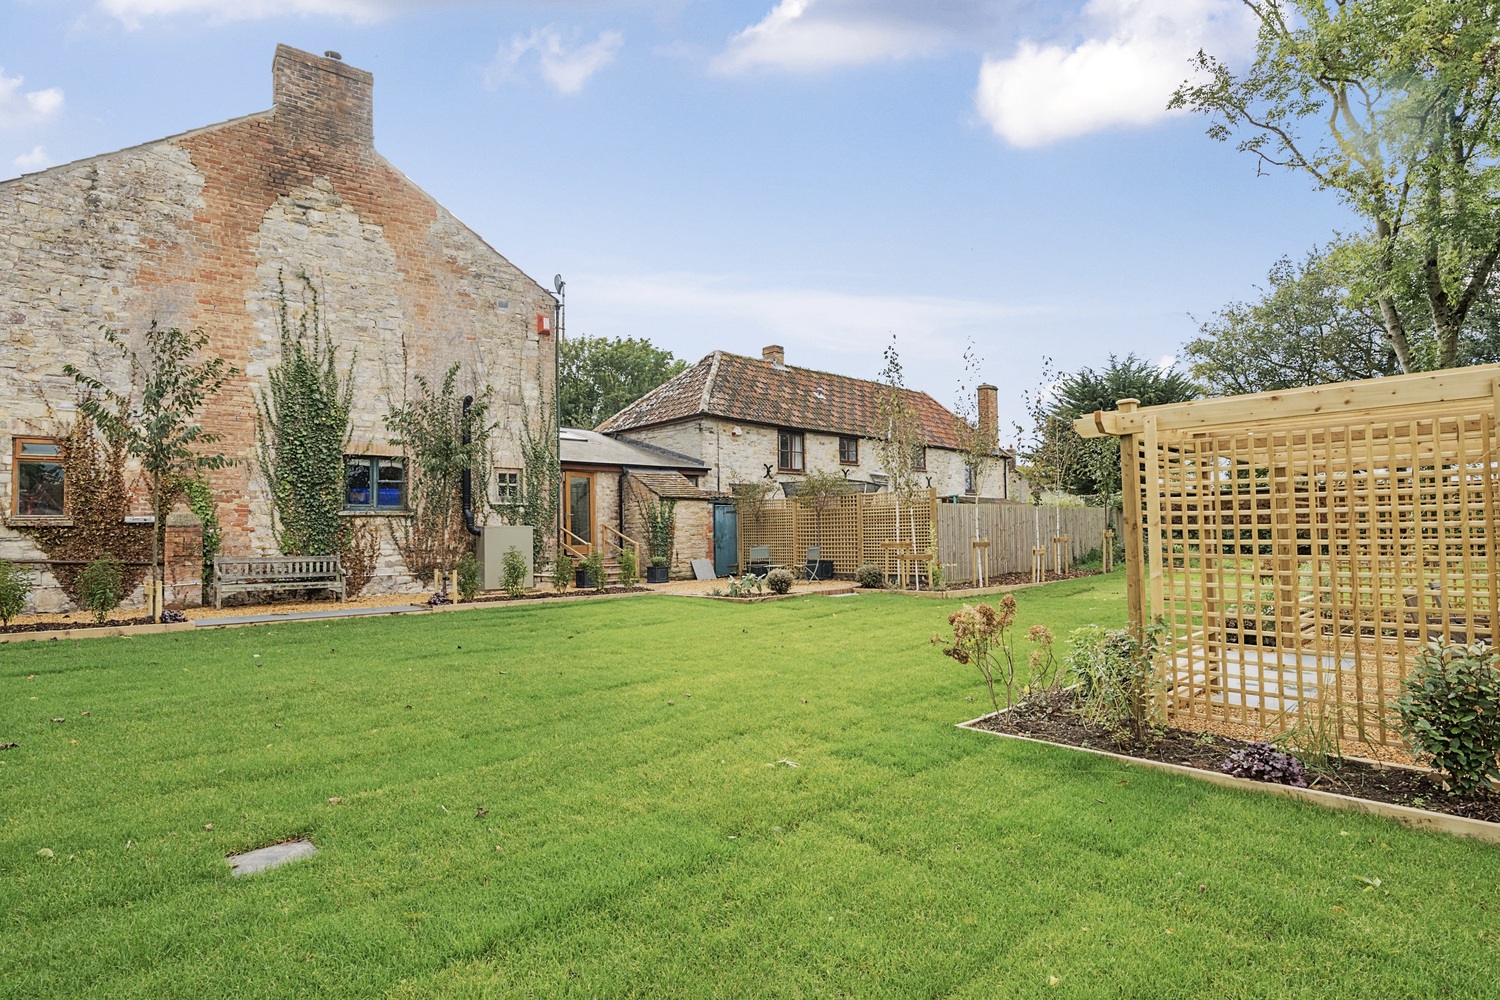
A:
[597, 346, 1025, 502]
[0, 45, 557, 610]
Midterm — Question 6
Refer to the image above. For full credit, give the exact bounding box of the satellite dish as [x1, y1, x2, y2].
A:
[553, 274, 565, 294]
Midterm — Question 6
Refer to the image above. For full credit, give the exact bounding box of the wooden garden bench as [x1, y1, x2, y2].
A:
[214, 555, 345, 609]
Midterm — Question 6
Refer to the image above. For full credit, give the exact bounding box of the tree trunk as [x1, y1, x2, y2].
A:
[150, 474, 161, 624]
[1374, 218, 1415, 372]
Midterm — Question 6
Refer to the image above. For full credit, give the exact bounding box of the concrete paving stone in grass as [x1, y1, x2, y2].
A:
[228, 839, 317, 876]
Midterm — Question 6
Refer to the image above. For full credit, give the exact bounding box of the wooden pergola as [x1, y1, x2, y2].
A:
[1075, 365, 1500, 748]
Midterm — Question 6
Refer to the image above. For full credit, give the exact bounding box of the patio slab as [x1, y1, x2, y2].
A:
[227, 839, 318, 876]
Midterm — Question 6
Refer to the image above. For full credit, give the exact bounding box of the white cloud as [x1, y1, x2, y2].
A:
[713, 0, 952, 75]
[12, 145, 54, 172]
[0, 69, 64, 129]
[975, 0, 1252, 147]
[486, 28, 624, 95]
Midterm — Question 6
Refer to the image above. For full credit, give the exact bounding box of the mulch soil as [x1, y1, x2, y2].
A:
[971, 689, 1500, 824]
[0, 616, 155, 635]
[458, 586, 649, 604]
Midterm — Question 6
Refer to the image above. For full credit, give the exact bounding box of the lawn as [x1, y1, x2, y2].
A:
[3, 574, 1499, 998]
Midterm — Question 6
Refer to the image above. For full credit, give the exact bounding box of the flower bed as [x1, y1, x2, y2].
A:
[962, 689, 1500, 835]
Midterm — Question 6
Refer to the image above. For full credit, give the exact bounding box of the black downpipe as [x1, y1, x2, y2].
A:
[461, 394, 482, 537]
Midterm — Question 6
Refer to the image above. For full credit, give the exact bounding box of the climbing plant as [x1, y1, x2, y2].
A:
[255, 272, 353, 557]
[385, 364, 494, 584]
[17, 416, 151, 603]
[497, 366, 559, 567]
[65, 322, 235, 621]
[179, 476, 221, 602]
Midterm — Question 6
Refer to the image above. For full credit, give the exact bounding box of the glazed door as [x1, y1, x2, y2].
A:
[565, 473, 594, 549]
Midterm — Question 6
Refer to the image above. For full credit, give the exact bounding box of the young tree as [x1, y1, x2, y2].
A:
[385, 364, 495, 584]
[559, 334, 688, 428]
[255, 272, 353, 556]
[1171, 0, 1500, 370]
[874, 335, 925, 505]
[952, 338, 1001, 501]
[65, 323, 235, 621]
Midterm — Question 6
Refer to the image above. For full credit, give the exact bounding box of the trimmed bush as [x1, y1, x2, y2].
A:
[77, 553, 125, 624]
[617, 549, 639, 589]
[0, 560, 33, 626]
[457, 552, 482, 601]
[766, 568, 794, 595]
[501, 547, 527, 598]
[1396, 641, 1500, 797]
[552, 552, 575, 593]
[855, 563, 884, 589]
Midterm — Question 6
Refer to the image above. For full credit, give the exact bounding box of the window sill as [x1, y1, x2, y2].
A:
[777, 468, 805, 475]
[6, 516, 74, 528]
[340, 509, 412, 518]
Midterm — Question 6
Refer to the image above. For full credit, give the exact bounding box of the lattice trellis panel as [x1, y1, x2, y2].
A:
[738, 490, 936, 577]
[1145, 411, 1499, 747]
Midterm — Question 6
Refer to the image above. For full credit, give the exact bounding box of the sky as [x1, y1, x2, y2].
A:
[0, 0, 1358, 445]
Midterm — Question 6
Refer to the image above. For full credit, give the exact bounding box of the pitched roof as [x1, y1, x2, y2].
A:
[596, 351, 967, 450]
[627, 471, 727, 501]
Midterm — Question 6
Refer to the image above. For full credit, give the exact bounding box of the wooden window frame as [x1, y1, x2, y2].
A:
[778, 430, 805, 473]
[838, 436, 859, 466]
[12, 436, 67, 519]
[344, 455, 408, 512]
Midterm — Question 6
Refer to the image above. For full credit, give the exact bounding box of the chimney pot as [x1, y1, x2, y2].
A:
[272, 44, 373, 148]
[762, 345, 785, 366]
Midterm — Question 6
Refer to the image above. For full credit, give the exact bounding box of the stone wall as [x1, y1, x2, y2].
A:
[0, 46, 555, 612]
[618, 419, 1018, 500]
[620, 476, 715, 579]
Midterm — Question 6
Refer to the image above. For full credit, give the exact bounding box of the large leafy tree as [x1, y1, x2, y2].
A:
[65, 323, 235, 621]
[1186, 243, 1500, 395]
[1022, 355, 1198, 502]
[559, 334, 687, 429]
[1171, 0, 1500, 371]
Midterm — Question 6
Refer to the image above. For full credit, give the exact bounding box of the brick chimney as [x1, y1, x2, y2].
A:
[272, 44, 373, 148]
[762, 345, 785, 366]
[977, 384, 998, 442]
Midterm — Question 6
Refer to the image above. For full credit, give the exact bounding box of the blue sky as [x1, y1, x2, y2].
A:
[1, 0, 1356, 442]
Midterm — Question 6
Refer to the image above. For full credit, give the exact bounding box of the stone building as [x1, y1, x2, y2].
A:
[596, 346, 1024, 502]
[0, 45, 557, 610]
[558, 429, 722, 580]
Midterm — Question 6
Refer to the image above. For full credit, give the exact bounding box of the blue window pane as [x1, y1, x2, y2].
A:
[345, 459, 372, 507]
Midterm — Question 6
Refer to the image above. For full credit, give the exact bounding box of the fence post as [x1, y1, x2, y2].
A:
[1117, 399, 1145, 630]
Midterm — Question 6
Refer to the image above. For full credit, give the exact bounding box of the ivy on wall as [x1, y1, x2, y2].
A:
[18, 417, 152, 602]
[179, 476, 220, 599]
[497, 363, 558, 567]
[385, 364, 495, 584]
[255, 272, 353, 557]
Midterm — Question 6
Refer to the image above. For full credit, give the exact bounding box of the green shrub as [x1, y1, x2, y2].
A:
[927, 549, 945, 590]
[1069, 624, 1162, 742]
[766, 567, 793, 594]
[579, 551, 607, 592]
[501, 547, 527, 598]
[855, 563, 884, 589]
[456, 551, 482, 601]
[1395, 642, 1500, 797]
[726, 573, 764, 598]
[0, 560, 33, 626]
[617, 548, 639, 589]
[551, 552, 575, 592]
[78, 553, 125, 624]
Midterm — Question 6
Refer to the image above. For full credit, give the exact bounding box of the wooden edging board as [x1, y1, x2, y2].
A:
[956, 713, 1500, 845]
[0, 621, 198, 644]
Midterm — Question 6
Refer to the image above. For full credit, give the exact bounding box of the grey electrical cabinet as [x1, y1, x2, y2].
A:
[480, 525, 534, 592]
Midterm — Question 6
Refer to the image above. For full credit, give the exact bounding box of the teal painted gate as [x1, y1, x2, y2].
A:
[712, 503, 738, 578]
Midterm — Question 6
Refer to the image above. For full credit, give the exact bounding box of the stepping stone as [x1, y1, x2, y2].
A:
[227, 838, 317, 876]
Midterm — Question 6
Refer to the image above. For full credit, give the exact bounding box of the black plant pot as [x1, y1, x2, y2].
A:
[575, 569, 600, 589]
[646, 565, 670, 584]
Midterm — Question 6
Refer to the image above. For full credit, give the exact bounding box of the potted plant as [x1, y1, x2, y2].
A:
[576, 550, 606, 591]
[642, 496, 676, 584]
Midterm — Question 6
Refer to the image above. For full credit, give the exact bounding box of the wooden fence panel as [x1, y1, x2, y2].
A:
[937, 503, 1109, 582]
